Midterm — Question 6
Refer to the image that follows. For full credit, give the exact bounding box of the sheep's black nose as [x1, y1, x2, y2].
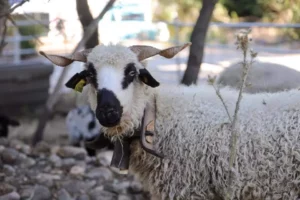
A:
[96, 89, 123, 127]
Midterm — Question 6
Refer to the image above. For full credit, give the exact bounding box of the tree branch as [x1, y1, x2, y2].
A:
[0, 0, 30, 18]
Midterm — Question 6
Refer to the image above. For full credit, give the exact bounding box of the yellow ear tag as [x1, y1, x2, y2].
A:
[75, 79, 86, 93]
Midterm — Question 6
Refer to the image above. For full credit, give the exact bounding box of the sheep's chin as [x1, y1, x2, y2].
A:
[102, 117, 136, 142]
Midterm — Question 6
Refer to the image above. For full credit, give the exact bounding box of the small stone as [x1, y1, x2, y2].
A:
[96, 151, 113, 167]
[20, 145, 31, 155]
[0, 183, 14, 196]
[0, 138, 8, 146]
[2, 165, 15, 176]
[29, 185, 51, 200]
[70, 165, 85, 176]
[76, 194, 90, 200]
[9, 140, 24, 151]
[118, 194, 132, 200]
[19, 185, 34, 199]
[89, 188, 117, 200]
[20, 156, 36, 168]
[61, 158, 76, 170]
[33, 142, 51, 155]
[128, 181, 143, 193]
[57, 189, 73, 200]
[61, 180, 96, 195]
[0, 148, 19, 165]
[104, 181, 131, 194]
[0, 191, 20, 200]
[85, 167, 113, 181]
[57, 146, 87, 160]
[0, 145, 5, 152]
[36, 173, 61, 188]
[49, 154, 62, 167]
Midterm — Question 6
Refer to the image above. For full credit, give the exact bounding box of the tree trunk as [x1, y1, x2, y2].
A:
[180, 0, 218, 86]
[76, 0, 99, 48]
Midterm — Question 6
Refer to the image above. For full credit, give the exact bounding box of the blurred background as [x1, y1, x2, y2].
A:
[0, 0, 299, 199]
[0, 0, 299, 158]
[0, 0, 299, 147]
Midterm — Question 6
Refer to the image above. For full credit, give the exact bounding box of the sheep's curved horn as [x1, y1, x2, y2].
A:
[129, 42, 191, 61]
[39, 49, 92, 67]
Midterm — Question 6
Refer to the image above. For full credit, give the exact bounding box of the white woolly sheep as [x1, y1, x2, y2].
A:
[216, 61, 300, 93]
[40, 43, 300, 200]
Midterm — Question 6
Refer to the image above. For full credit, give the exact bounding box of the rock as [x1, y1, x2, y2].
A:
[29, 185, 51, 200]
[9, 140, 27, 153]
[0, 138, 8, 146]
[118, 194, 132, 200]
[2, 165, 15, 176]
[36, 173, 61, 188]
[61, 180, 96, 195]
[57, 189, 73, 200]
[76, 194, 90, 200]
[70, 165, 85, 176]
[33, 142, 51, 155]
[96, 151, 113, 167]
[0, 191, 20, 200]
[19, 154, 36, 168]
[57, 146, 87, 160]
[128, 181, 143, 194]
[49, 154, 62, 167]
[0, 183, 14, 196]
[104, 181, 131, 194]
[61, 158, 76, 170]
[89, 188, 117, 200]
[19, 185, 34, 199]
[0, 145, 5, 152]
[0, 148, 19, 165]
[85, 167, 113, 181]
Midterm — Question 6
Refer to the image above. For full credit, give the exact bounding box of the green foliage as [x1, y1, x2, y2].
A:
[18, 25, 45, 51]
[220, 0, 263, 19]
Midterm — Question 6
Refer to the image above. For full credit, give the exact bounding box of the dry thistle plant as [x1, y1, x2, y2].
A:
[208, 28, 258, 200]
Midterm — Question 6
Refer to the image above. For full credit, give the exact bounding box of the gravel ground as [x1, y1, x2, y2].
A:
[0, 137, 150, 200]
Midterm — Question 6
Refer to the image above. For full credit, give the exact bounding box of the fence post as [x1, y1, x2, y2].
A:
[13, 27, 21, 64]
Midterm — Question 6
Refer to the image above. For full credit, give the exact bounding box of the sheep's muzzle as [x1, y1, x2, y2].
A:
[95, 89, 123, 127]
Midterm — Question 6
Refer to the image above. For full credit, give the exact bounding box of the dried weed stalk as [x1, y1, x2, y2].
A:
[208, 28, 257, 200]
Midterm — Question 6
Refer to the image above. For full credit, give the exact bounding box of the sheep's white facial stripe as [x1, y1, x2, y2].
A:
[96, 66, 134, 114]
[97, 66, 123, 93]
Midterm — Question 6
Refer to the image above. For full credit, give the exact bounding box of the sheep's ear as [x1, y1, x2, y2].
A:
[129, 42, 191, 61]
[138, 69, 160, 88]
[39, 49, 92, 67]
[65, 70, 90, 92]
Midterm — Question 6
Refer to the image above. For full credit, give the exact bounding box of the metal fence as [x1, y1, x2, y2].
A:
[2, 19, 300, 64]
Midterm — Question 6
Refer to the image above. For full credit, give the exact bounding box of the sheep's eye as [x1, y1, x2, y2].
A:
[122, 63, 137, 89]
[128, 70, 136, 77]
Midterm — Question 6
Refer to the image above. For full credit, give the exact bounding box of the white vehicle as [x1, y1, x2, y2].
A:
[98, 3, 170, 44]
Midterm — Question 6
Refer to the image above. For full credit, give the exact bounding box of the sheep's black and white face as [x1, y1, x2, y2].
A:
[77, 45, 159, 128]
[40, 43, 190, 130]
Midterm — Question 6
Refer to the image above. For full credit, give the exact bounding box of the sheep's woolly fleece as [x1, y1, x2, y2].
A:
[129, 84, 300, 200]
